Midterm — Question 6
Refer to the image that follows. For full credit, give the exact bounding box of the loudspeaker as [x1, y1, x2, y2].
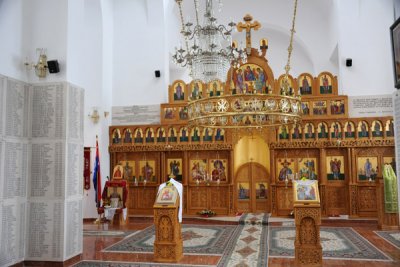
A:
[155, 70, 161, 78]
[47, 60, 60, 73]
[346, 58, 352, 67]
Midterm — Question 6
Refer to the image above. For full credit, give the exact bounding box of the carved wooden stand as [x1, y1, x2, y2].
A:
[294, 204, 322, 267]
[153, 199, 183, 263]
[376, 176, 399, 230]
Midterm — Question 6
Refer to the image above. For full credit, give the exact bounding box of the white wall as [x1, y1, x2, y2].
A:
[336, 0, 396, 96]
[169, 0, 338, 82]
[112, 0, 168, 106]
[66, 0, 114, 219]
[22, 0, 68, 83]
[0, 0, 25, 81]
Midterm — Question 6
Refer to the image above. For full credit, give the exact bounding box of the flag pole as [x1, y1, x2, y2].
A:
[94, 135, 102, 224]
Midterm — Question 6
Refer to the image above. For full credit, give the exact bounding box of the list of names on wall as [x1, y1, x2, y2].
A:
[51, 202, 63, 259]
[31, 142, 65, 198]
[112, 104, 161, 125]
[349, 95, 393, 117]
[0, 142, 3, 195]
[18, 202, 26, 260]
[0, 75, 5, 137]
[27, 201, 64, 260]
[3, 142, 28, 199]
[0, 201, 26, 266]
[66, 143, 82, 197]
[65, 200, 82, 258]
[0, 76, 84, 263]
[5, 79, 30, 138]
[67, 85, 84, 141]
[0, 203, 17, 266]
[32, 84, 66, 139]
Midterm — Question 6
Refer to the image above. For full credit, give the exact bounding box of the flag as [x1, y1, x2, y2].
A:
[92, 137, 102, 208]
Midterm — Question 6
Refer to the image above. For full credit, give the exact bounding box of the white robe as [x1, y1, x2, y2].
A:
[157, 178, 183, 222]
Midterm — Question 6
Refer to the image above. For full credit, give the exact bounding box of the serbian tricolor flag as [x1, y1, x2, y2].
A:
[92, 136, 102, 208]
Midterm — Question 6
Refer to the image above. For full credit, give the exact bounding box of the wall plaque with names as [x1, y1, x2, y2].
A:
[349, 95, 393, 117]
[112, 105, 160, 125]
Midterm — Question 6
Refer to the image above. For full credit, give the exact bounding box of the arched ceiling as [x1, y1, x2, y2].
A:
[168, 0, 338, 76]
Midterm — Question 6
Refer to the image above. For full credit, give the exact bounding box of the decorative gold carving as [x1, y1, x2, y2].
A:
[159, 216, 173, 241]
[210, 187, 228, 208]
[350, 185, 358, 215]
[320, 185, 326, 215]
[297, 248, 323, 265]
[190, 187, 208, 208]
[277, 187, 293, 210]
[300, 217, 317, 245]
[295, 207, 321, 225]
[276, 149, 319, 158]
[271, 186, 277, 215]
[326, 187, 346, 211]
[110, 143, 233, 152]
[229, 185, 234, 214]
[270, 139, 394, 149]
[294, 206, 322, 266]
[358, 187, 377, 211]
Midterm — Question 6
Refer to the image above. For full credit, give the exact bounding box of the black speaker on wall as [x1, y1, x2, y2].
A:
[47, 60, 60, 73]
[155, 70, 161, 78]
[346, 58, 352, 67]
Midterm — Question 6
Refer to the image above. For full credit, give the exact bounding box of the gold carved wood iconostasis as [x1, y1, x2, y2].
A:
[109, 45, 394, 218]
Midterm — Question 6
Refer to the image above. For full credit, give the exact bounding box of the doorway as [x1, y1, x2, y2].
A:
[236, 162, 270, 213]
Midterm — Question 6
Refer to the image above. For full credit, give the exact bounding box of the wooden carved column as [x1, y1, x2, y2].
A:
[294, 205, 322, 267]
[348, 148, 358, 217]
[230, 149, 235, 214]
[376, 176, 400, 230]
[270, 148, 277, 216]
[319, 148, 327, 216]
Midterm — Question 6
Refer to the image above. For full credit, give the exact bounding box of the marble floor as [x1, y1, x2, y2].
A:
[21, 216, 400, 267]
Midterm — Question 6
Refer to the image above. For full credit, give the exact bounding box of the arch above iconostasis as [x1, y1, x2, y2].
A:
[225, 47, 275, 95]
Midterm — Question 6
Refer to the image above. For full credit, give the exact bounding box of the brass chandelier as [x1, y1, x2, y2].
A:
[175, 0, 301, 130]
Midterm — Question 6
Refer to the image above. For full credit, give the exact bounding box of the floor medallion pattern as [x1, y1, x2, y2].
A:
[269, 226, 391, 261]
[104, 224, 237, 254]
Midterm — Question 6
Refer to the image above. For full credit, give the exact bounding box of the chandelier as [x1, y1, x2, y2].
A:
[176, 0, 301, 130]
[172, 0, 246, 82]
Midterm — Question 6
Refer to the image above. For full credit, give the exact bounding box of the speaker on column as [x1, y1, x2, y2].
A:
[346, 58, 352, 67]
[155, 70, 161, 78]
[47, 60, 60, 73]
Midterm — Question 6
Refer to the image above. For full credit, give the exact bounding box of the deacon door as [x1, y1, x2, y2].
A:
[236, 162, 270, 213]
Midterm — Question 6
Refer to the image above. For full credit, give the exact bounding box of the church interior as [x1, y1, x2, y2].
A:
[1, 0, 400, 266]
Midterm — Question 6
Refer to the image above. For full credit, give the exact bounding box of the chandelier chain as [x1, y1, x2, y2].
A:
[176, 0, 191, 55]
[194, 0, 200, 26]
[284, 0, 298, 77]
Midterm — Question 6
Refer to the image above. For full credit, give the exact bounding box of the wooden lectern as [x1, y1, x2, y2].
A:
[153, 185, 183, 262]
[293, 180, 322, 267]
